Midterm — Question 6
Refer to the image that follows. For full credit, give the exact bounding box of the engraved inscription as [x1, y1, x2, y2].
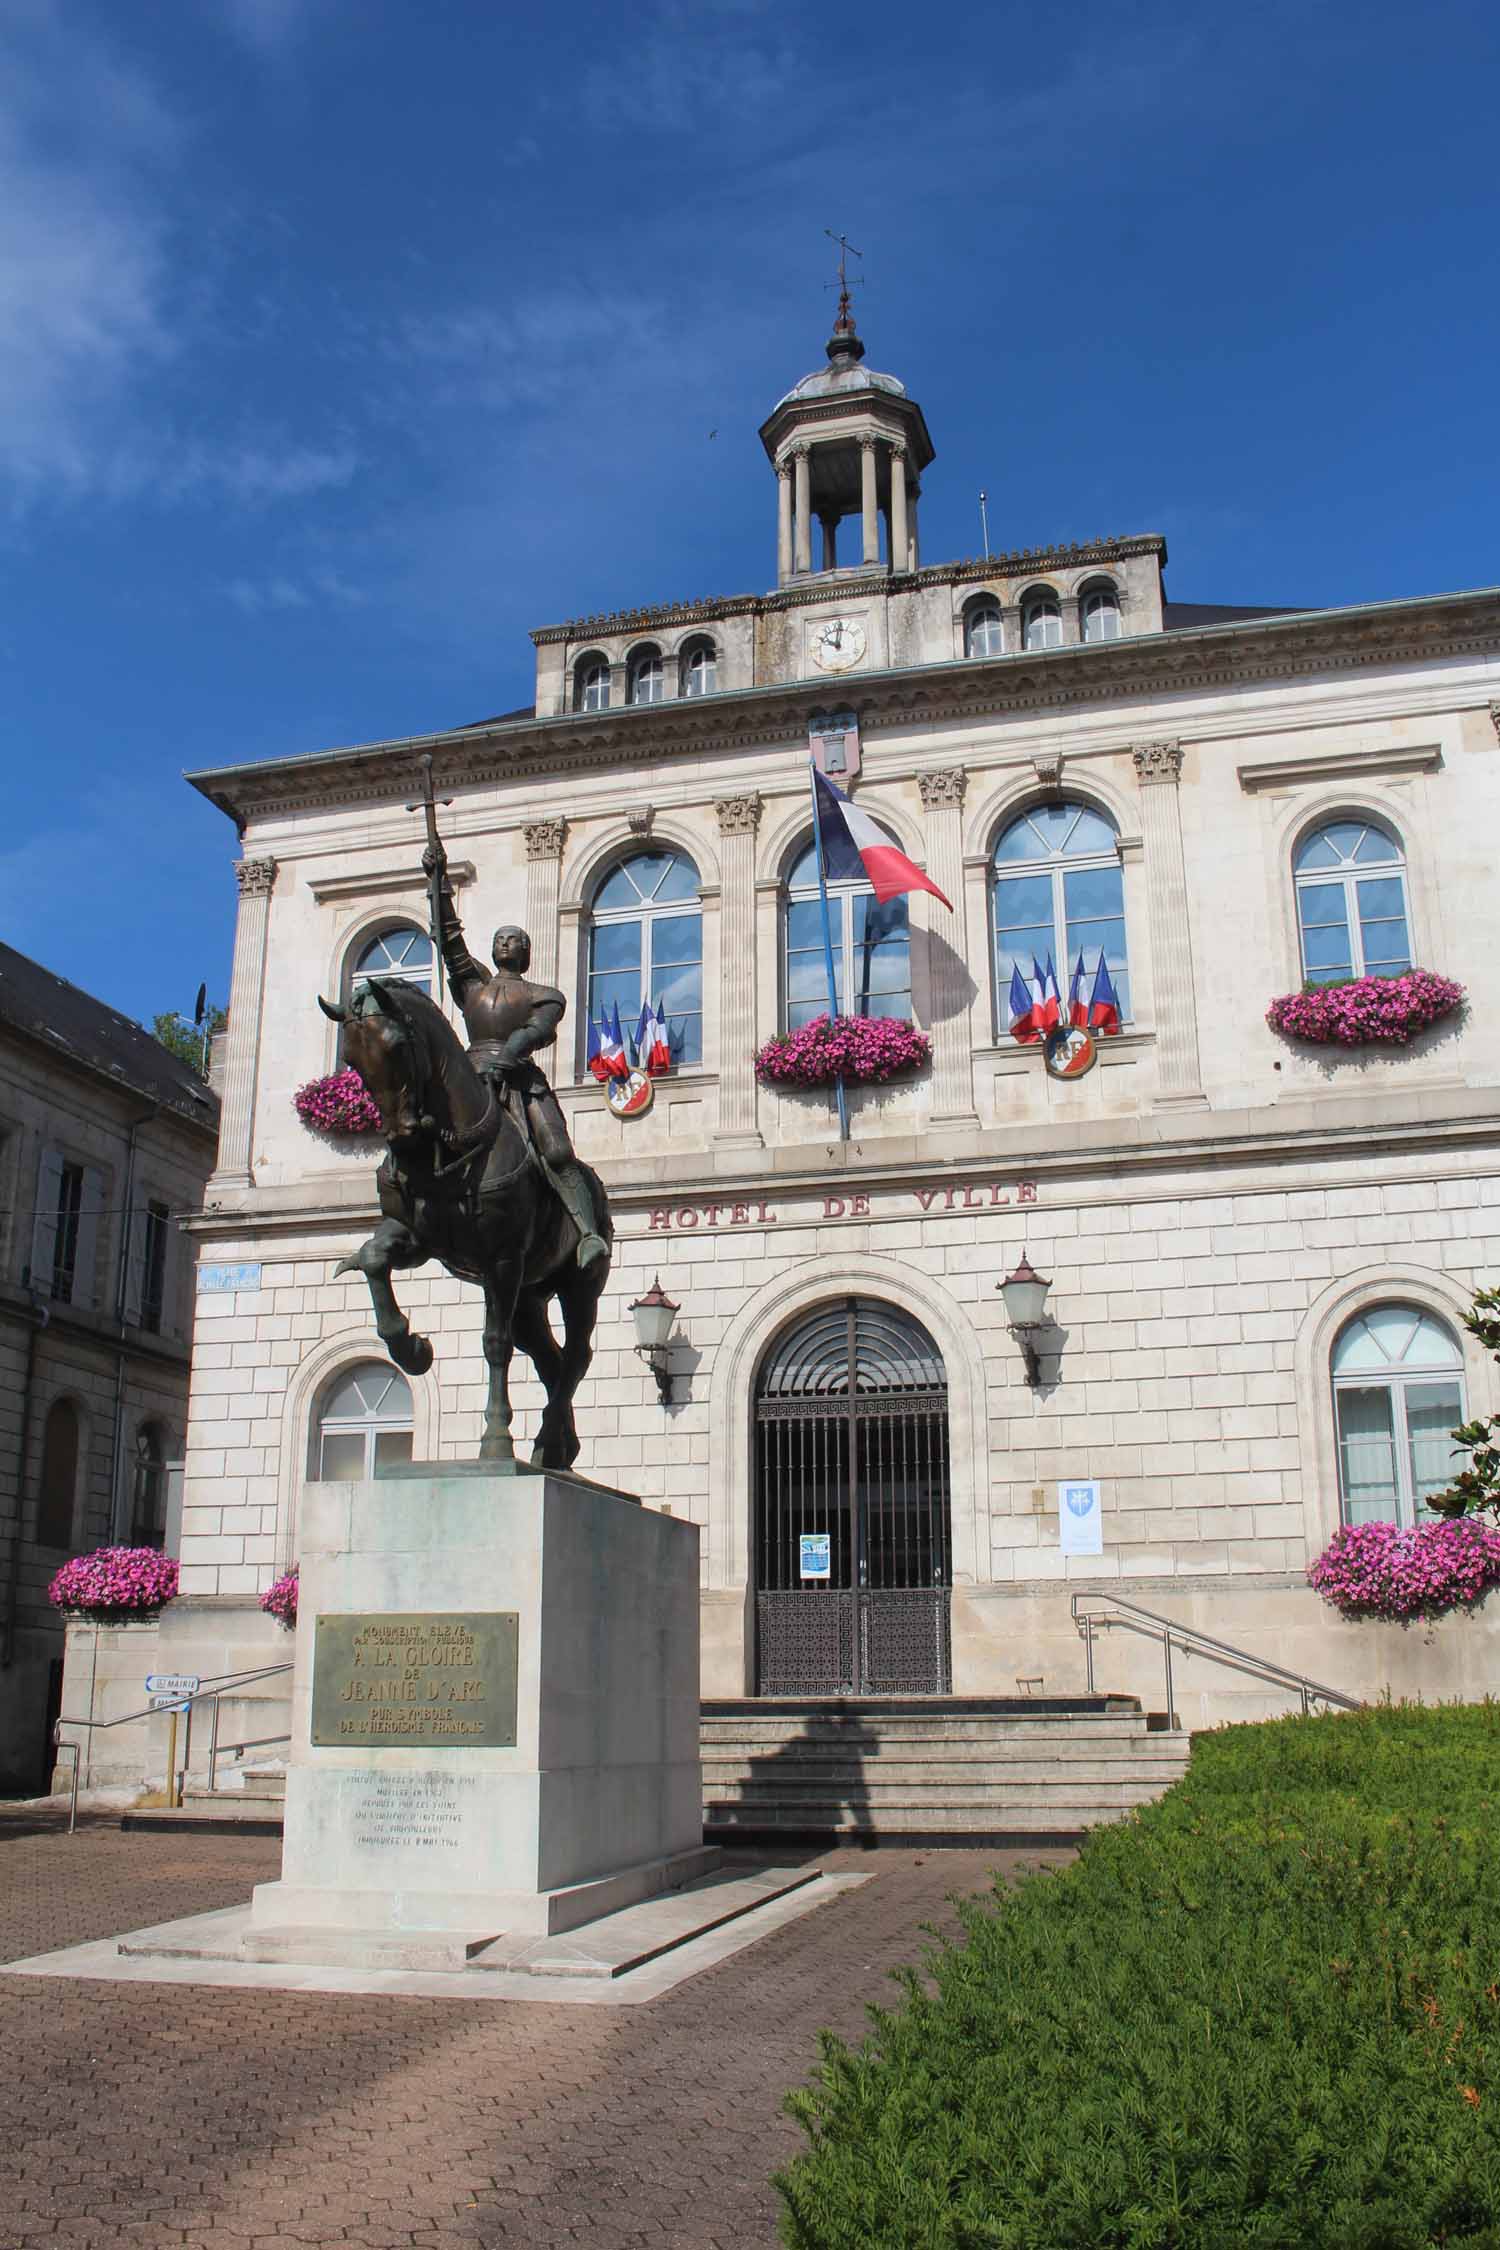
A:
[348, 1770, 483, 1853]
[311, 1613, 519, 1748]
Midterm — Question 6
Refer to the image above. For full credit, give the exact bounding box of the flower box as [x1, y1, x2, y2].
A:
[260, 1566, 298, 1629]
[48, 1545, 179, 1623]
[754, 1014, 931, 1090]
[294, 1067, 383, 1137]
[1308, 1518, 1500, 1624]
[1267, 970, 1463, 1048]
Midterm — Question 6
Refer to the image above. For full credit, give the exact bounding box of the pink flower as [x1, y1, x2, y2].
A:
[755, 1014, 932, 1089]
[293, 1069, 383, 1137]
[49, 1546, 178, 1619]
[1308, 1518, 1500, 1624]
[1267, 971, 1463, 1048]
[260, 1567, 298, 1629]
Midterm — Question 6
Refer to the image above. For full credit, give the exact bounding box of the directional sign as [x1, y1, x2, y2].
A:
[145, 1673, 200, 1696]
[148, 1694, 191, 1713]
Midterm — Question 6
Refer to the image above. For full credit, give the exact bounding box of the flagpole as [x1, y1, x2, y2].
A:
[809, 760, 850, 1142]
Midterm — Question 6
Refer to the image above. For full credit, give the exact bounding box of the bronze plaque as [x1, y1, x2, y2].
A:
[310, 1613, 519, 1748]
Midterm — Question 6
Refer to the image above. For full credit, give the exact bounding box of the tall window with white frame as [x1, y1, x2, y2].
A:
[313, 1363, 414, 1480]
[991, 802, 1130, 1027]
[352, 925, 434, 996]
[1294, 818, 1412, 984]
[627, 646, 663, 705]
[50, 1161, 84, 1304]
[964, 598, 1003, 658]
[1331, 1306, 1465, 1525]
[1021, 589, 1062, 651]
[140, 1200, 170, 1333]
[784, 830, 911, 1029]
[1081, 582, 1122, 642]
[586, 850, 703, 1066]
[574, 654, 611, 713]
[680, 638, 716, 698]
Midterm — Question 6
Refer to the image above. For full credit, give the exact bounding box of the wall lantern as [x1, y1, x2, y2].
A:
[998, 1251, 1052, 1387]
[630, 1275, 681, 1404]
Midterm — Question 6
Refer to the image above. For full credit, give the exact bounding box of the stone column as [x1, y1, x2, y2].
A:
[714, 793, 764, 1146]
[216, 857, 277, 1186]
[917, 772, 978, 1126]
[777, 461, 793, 584]
[889, 444, 908, 576]
[908, 481, 921, 571]
[1131, 740, 1206, 1107]
[860, 437, 879, 565]
[793, 447, 811, 575]
[524, 818, 568, 991]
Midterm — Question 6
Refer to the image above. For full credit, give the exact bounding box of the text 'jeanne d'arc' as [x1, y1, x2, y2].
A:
[646, 1180, 1037, 1231]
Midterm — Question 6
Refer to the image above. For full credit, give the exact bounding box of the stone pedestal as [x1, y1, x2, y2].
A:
[246, 1469, 710, 1959]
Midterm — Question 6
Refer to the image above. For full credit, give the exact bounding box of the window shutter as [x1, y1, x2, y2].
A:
[123, 1204, 146, 1326]
[74, 1166, 105, 1310]
[30, 1147, 63, 1293]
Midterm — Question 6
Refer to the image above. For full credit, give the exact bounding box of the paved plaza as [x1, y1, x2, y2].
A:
[0, 1814, 1067, 2248]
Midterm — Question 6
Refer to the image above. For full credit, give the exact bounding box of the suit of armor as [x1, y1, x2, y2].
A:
[425, 853, 607, 1271]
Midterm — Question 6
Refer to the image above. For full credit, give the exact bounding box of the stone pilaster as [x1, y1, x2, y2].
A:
[777, 462, 793, 584]
[917, 770, 978, 1126]
[523, 819, 567, 990]
[216, 857, 277, 1186]
[889, 443, 909, 573]
[792, 447, 811, 575]
[859, 437, 879, 565]
[714, 793, 764, 1146]
[1131, 741, 1206, 1107]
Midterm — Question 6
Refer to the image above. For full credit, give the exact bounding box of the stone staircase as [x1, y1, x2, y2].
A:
[700, 1696, 1191, 1844]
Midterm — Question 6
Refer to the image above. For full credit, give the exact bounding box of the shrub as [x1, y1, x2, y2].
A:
[1267, 969, 1463, 1047]
[755, 1015, 931, 1090]
[777, 1704, 1500, 2246]
[1309, 1517, 1500, 1623]
[48, 1545, 179, 1621]
[260, 1566, 298, 1629]
[293, 1067, 383, 1136]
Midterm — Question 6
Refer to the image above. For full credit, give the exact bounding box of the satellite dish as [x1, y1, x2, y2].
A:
[193, 983, 207, 1026]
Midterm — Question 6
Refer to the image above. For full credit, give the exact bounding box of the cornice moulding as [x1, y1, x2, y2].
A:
[308, 859, 475, 903]
[1236, 743, 1443, 793]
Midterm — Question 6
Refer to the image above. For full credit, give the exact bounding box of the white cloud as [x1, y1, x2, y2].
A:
[224, 567, 368, 616]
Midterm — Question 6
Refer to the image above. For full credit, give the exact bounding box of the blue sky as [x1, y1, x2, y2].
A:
[3, 0, 1497, 1028]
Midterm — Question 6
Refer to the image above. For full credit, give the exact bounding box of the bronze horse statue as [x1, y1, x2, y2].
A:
[318, 976, 612, 1471]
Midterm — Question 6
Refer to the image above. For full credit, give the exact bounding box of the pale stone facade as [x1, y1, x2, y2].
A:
[84, 318, 1500, 1774]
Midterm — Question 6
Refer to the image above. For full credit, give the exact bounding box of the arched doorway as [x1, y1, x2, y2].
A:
[754, 1297, 952, 1695]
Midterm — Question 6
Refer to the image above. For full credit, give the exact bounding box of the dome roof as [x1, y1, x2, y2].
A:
[774, 360, 908, 409]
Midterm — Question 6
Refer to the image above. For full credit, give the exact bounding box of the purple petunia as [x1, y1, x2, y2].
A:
[48, 1546, 179, 1620]
[260, 1566, 298, 1629]
[755, 1014, 932, 1090]
[1267, 970, 1463, 1048]
[293, 1068, 383, 1137]
[1308, 1517, 1500, 1625]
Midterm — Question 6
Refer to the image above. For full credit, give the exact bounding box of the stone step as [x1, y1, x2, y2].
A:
[703, 1803, 1127, 1836]
[702, 1756, 1189, 1788]
[699, 1729, 1187, 1757]
[705, 1776, 1172, 1809]
[698, 1717, 1156, 1745]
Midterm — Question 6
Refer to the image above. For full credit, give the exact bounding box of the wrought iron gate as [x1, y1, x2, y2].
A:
[754, 1298, 952, 1695]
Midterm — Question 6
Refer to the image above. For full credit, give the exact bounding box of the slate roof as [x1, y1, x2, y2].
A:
[0, 941, 220, 1135]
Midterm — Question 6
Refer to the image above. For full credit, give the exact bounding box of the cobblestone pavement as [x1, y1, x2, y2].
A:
[0, 1813, 1070, 2249]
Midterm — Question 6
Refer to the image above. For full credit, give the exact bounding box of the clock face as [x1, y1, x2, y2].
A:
[809, 615, 867, 674]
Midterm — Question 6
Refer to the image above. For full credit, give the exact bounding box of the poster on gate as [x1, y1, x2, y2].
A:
[1057, 1480, 1103, 1556]
[799, 1532, 832, 1581]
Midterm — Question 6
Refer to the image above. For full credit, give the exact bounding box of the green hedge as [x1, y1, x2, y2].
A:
[777, 1705, 1500, 2248]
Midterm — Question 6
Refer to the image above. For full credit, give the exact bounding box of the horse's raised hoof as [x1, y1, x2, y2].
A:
[333, 1251, 363, 1278]
[386, 1331, 434, 1376]
[575, 1233, 609, 1274]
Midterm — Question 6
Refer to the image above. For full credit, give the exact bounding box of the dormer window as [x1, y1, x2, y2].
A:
[963, 597, 1003, 659]
[681, 638, 716, 698]
[1022, 592, 1063, 652]
[1081, 583, 1122, 643]
[628, 647, 664, 705]
[574, 654, 611, 713]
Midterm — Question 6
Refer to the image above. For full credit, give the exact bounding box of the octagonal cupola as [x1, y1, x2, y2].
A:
[759, 298, 935, 587]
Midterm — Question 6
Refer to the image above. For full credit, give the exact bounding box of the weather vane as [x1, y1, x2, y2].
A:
[824, 228, 864, 323]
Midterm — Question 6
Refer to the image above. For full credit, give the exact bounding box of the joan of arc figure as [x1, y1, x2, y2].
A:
[421, 840, 608, 1273]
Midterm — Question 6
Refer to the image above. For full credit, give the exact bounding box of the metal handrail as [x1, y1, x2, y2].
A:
[1071, 1592, 1360, 1723]
[52, 1661, 292, 1833]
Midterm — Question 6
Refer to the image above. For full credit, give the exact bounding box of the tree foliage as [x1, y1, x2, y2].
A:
[1427, 1286, 1500, 1523]
[151, 1005, 225, 1080]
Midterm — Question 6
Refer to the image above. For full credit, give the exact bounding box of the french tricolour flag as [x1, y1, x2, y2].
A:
[1007, 963, 1041, 1044]
[585, 1012, 610, 1083]
[812, 766, 953, 910]
[589, 1005, 630, 1081]
[1031, 956, 1062, 1033]
[634, 997, 673, 1075]
[1067, 952, 1089, 1030]
[1088, 951, 1122, 1035]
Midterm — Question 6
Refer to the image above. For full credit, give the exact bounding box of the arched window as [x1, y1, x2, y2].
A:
[680, 638, 716, 698]
[130, 1421, 167, 1548]
[1332, 1306, 1464, 1526]
[1021, 590, 1062, 652]
[963, 598, 1004, 659]
[587, 849, 703, 1066]
[1293, 819, 1412, 985]
[627, 645, 663, 705]
[352, 924, 433, 997]
[36, 1397, 80, 1549]
[574, 654, 611, 713]
[313, 1362, 413, 1481]
[784, 830, 911, 1031]
[991, 801, 1129, 1025]
[1081, 582, 1122, 643]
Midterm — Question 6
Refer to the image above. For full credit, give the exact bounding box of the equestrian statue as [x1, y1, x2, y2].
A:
[319, 760, 612, 1472]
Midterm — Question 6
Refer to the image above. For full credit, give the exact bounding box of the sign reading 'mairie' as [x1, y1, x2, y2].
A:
[311, 1614, 519, 1749]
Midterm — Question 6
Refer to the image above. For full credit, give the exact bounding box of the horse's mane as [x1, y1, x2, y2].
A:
[355, 975, 489, 1128]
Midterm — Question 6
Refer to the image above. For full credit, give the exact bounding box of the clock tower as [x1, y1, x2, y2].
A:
[758, 293, 935, 596]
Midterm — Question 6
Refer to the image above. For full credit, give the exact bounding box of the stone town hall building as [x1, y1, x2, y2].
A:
[67, 306, 1500, 1780]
